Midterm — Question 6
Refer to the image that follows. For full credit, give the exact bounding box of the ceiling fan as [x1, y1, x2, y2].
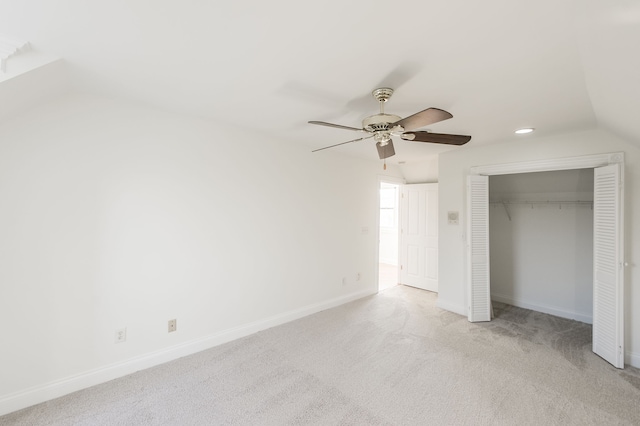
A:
[309, 87, 471, 167]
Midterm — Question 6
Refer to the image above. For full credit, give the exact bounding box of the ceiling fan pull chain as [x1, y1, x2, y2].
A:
[383, 158, 387, 170]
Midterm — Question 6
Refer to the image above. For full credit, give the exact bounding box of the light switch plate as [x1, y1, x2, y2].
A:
[448, 211, 459, 225]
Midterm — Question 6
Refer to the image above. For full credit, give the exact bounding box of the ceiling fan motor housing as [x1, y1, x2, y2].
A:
[363, 112, 403, 145]
[362, 114, 403, 132]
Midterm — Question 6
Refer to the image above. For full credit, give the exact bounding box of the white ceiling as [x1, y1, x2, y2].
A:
[0, 0, 638, 165]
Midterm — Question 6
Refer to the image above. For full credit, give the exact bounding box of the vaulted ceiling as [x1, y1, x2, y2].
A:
[0, 0, 638, 165]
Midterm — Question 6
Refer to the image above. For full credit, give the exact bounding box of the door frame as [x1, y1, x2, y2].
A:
[467, 152, 625, 366]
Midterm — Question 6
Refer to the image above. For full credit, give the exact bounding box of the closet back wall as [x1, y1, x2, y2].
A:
[489, 169, 594, 323]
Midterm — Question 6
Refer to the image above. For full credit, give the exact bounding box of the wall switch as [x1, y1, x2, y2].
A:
[448, 211, 459, 225]
[115, 328, 127, 343]
[168, 319, 177, 333]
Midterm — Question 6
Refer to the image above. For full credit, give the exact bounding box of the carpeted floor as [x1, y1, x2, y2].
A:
[2, 285, 640, 425]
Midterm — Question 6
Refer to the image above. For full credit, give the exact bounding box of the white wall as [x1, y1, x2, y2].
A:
[398, 155, 439, 184]
[437, 128, 640, 368]
[489, 170, 594, 323]
[0, 93, 404, 414]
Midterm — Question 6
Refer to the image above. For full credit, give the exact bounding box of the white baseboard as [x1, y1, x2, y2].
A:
[490, 293, 593, 324]
[435, 298, 466, 317]
[626, 350, 640, 369]
[0, 288, 375, 417]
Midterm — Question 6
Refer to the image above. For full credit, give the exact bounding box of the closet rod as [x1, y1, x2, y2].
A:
[489, 200, 593, 205]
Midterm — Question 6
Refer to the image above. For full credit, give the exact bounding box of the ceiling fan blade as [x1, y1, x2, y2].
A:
[312, 135, 374, 152]
[308, 121, 364, 132]
[401, 131, 471, 146]
[376, 141, 395, 159]
[392, 108, 453, 131]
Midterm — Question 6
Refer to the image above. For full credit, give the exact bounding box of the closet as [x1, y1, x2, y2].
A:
[489, 169, 594, 323]
[466, 152, 625, 368]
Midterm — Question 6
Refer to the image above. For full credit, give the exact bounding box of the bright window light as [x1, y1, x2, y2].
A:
[515, 128, 535, 134]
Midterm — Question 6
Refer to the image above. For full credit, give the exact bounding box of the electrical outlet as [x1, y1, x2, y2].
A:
[356, 273, 361, 281]
[342, 277, 347, 286]
[115, 328, 127, 343]
[168, 319, 177, 333]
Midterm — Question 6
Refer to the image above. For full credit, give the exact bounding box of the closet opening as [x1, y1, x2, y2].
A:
[466, 152, 625, 368]
[489, 169, 594, 324]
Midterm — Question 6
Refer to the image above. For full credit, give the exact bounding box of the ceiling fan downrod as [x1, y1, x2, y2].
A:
[372, 87, 394, 114]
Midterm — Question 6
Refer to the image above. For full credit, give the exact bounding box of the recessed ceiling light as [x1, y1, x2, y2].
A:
[515, 128, 535, 134]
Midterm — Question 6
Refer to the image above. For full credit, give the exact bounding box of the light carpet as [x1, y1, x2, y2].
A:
[2, 285, 640, 425]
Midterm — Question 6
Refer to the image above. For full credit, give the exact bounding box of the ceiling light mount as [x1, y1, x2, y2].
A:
[372, 87, 394, 103]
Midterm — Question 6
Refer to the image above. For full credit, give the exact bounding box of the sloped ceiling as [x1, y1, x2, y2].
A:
[0, 0, 638, 165]
[576, 1, 640, 144]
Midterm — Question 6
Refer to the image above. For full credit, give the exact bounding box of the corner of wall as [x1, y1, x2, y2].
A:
[435, 297, 466, 317]
[626, 351, 640, 369]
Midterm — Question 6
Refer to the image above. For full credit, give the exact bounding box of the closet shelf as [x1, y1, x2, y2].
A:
[491, 199, 593, 221]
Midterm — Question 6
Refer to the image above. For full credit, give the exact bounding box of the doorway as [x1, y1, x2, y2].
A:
[378, 182, 399, 291]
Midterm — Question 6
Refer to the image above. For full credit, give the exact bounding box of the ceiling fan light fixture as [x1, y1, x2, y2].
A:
[401, 133, 416, 141]
[515, 127, 535, 134]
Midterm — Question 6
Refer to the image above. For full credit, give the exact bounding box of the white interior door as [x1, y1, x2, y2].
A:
[593, 164, 624, 368]
[399, 183, 438, 292]
[467, 175, 491, 322]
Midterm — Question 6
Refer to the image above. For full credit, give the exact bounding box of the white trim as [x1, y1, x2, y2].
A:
[491, 292, 592, 324]
[377, 175, 406, 186]
[470, 152, 624, 176]
[0, 288, 375, 417]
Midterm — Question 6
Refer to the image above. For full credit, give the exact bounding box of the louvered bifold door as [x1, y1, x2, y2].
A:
[593, 164, 624, 368]
[467, 175, 491, 322]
